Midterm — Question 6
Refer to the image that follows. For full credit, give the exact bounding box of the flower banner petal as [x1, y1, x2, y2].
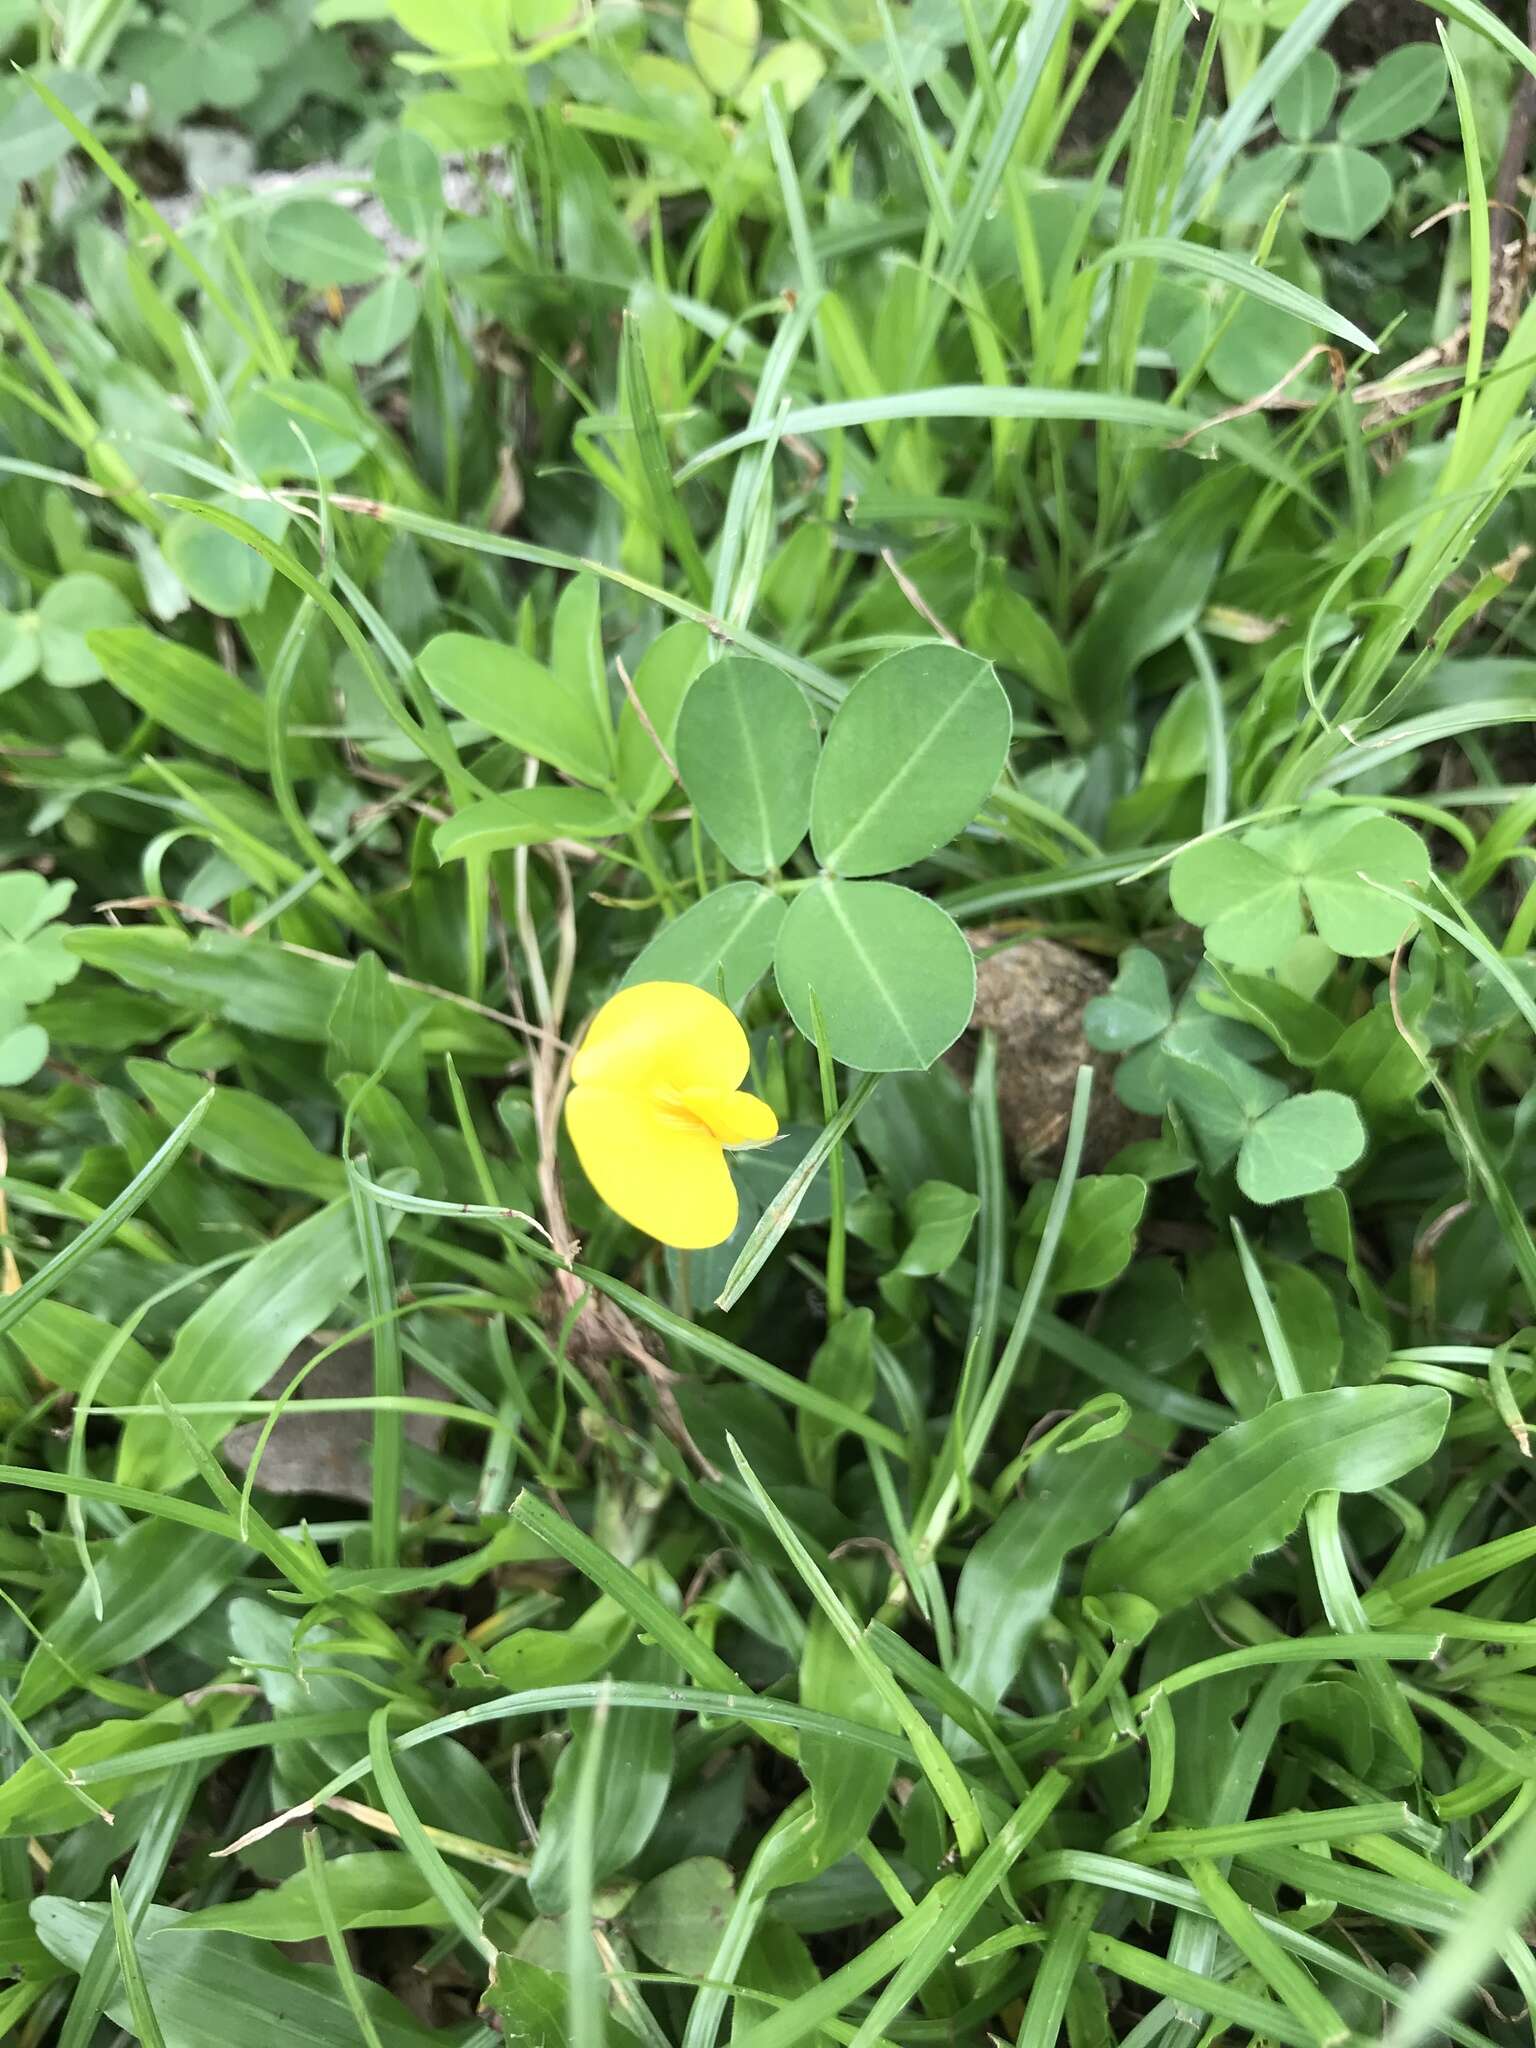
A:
[572, 981, 750, 1095]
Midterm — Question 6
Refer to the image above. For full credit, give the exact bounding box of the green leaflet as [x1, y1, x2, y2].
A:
[774, 879, 975, 1073]
[622, 882, 785, 1008]
[172, 1857, 454, 1939]
[88, 627, 270, 769]
[1085, 1386, 1451, 1612]
[32, 1904, 443, 2048]
[418, 632, 614, 786]
[952, 1437, 1151, 1715]
[810, 644, 1009, 877]
[677, 654, 818, 874]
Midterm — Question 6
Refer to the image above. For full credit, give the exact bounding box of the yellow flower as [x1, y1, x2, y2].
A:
[565, 981, 779, 1250]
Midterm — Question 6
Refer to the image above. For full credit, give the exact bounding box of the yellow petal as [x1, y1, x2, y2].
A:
[573, 981, 750, 1097]
[679, 1086, 779, 1147]
[566, 1085, 739, 1249]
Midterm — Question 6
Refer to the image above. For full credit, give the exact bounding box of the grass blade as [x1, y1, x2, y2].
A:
[0, 1091, 210, 1343]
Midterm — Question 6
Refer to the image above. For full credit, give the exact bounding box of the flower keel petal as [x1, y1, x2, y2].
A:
[680, 1087, 778, 1147]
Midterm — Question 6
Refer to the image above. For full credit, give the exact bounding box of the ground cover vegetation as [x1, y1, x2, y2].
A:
[3, 0, 1536, 2041]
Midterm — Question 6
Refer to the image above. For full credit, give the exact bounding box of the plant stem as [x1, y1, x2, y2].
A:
[811, 991, 847, 1323]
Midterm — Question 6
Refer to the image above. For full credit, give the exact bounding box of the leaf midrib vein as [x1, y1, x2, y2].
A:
[822, 885, 925, 1067]
[819, 670, 984, 872]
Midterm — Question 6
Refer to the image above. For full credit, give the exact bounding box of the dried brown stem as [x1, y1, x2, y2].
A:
[1491, 0, 1536, 311]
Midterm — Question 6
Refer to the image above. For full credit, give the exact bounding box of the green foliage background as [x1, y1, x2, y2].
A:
[3, 0, 1536, 2042]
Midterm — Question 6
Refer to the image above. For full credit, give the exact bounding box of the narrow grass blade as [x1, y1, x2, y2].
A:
[1100, 239, 1376, 354]
[109, 1880, 168, 2048]
[1185, 1856, 1349, 2045]
[366, 1708, 492, 1963]
[349, 1160, 404, 1572]
[730, 1884, 952, 2048]
[0, 1091, 210, 1342]
[302, 1832, 386, 2048]
[716, 1073, 879, 1308]
[728, 1435, 984, 1857]
[847, 1770, 1070, 2048]
[1382, 1800, 1536, 2048]
[678, 387, 1200, 481]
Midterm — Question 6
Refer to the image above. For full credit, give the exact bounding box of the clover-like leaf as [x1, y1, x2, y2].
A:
[0, 612, 41, 693]
[230, 383, 371, 482]
[686, 0, 760, 98]
[1160, 1027, 1289, 1170]
[1169, 830, 1304, 970]
[0, 1003, 47, 1086]
[0, 880, 78, 1097]
[266, 198, 392, 289]
[1294, 809, 1429, 956]
[1083, 947, 1173, 1051]
[1171, 809, 1428, 970]
[1299, 145, 1393, 241]
[1115, 1007, 1270, 1116]
[738, 38, 826, 115]
[337, 275, 420, 366]
[373, 129, 443, 240]
[36, 573, 136, 687]
[162, 497, 291, 618]
[1237, 1090, 1366, 1204]
[0, 876, 78, 1003]
[1274, 48, 1339, 142]
[119, 0, 286, 125]
[1338, 44, 1447, 147]
[1215, 144, 1309, 231]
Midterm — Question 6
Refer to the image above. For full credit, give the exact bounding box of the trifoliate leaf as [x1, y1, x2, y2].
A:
[1170, 809, 1428, 969]
[0, 876, 78, 1002]
[1237, 1090, 1366, 1204]
[1083, 947, 1173, 1051]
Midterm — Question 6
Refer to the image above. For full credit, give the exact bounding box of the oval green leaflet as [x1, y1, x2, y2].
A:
[622, 882, 785, 1008]
[418, 631, 614, 788]
[676, 653, 819, 874]
[434, 787, 627, 862]
[810, 644, 1011, 877]
[774, 878, 976, 1072]
[1085, 1385, 1451, 1613]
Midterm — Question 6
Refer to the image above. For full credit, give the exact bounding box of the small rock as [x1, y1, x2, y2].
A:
[951, 931, 1155, 1174]
[223, 1339, 446, 1505]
